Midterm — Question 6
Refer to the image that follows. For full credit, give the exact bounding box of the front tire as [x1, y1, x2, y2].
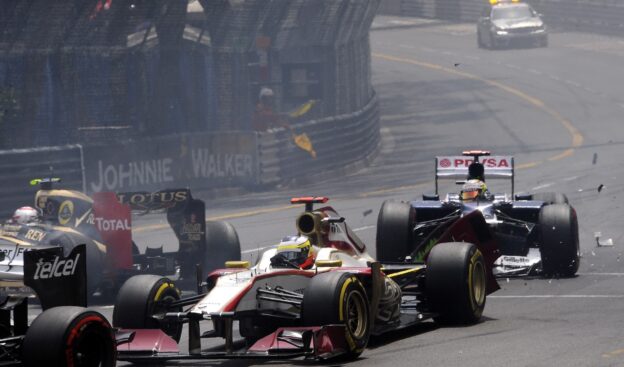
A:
[113, 275, 183, 342]
[23, 306, 116, 367]
[426, 242, 487, 325]
[538, 204, 580, 277]
[302, 272, 371, 359]
[376, 201, 414, 262]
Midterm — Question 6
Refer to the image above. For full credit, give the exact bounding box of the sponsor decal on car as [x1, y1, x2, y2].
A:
[33, 253, 81, 280]
[94, 217, 131, 231]
[58, 200, 74, 225]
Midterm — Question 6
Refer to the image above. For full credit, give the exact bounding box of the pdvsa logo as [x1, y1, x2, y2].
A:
[33, 254, 81, 280]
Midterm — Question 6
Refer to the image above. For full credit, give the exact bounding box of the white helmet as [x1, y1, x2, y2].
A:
[12, 206, 38, 224]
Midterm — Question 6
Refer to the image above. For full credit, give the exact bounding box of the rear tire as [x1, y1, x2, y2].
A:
[302, 272, 370, 359]
[376, 201, 414, 262]
[532, 192, 568, 205]
[538, 204, 580, 277]
[202, 221, 241, 278]
[113, 275, 183, 342]
[426, 242, 487, 325]
[23, 306, 116, 367]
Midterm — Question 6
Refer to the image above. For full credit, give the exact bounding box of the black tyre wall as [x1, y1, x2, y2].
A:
[113, 275, 182, 341]
[538, 204, 580, 277]
[23, 306, 116, 367]
[376, 201, 414, 262]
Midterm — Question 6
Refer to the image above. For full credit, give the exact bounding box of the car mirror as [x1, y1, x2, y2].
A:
[225, 260, 250, 269]
[422, 194, 440, 201]
[315, 260, 342, 267]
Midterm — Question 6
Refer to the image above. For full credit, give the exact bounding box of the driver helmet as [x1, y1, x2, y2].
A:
[461, 179, 488, 201]
[275, 235, 316, 269]
[12, 206, 39, 224]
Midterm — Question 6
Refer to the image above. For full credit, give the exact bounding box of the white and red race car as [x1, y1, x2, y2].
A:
[110, 196, 500, 363]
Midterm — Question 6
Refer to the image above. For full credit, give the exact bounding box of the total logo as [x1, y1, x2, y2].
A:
[94, 217, 131, 231]
[33, 254, 80, 280]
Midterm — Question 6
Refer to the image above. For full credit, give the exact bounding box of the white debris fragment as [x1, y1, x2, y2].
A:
[595, 232, 614, 247]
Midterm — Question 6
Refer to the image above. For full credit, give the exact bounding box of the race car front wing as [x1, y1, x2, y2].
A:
[116, 325, 349, 362]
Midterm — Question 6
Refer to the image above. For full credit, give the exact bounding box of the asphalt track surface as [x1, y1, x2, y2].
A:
[77, 18, 624, 366]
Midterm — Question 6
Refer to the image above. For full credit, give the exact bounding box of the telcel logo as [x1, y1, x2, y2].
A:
[33, 254, 80, 280]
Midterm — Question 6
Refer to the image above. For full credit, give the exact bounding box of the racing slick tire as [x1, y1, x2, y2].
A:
[376, 201, 414, 262]
[202, 221, 241, 278]
[538, 204, 580, 277]
[477, 30, 484, 48]
[22, 306, 116, 367]
[113, 275, 183, 342]
[302, 272, 371, 360]
[532, 192, 568, 205]
[426, 242, 487, 325]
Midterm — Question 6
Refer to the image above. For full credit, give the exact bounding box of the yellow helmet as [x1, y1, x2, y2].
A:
[461, 179, 487, 201]
[274, 235, 316, 269]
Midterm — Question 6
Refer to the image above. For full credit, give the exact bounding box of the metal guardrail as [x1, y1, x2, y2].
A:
[0, 95, 380, 211]
[0, 145, 84, 216]
[257, 94, 380, 186]
[385, 0, 624, 35]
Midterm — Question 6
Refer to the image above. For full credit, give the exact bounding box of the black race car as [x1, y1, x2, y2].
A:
[377, 151, 580, 277]
[0, 178, 241, 296]
[477, 0, 548, 49]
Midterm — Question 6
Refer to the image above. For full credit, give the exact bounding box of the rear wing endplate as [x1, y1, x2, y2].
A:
[435, 156, 515, 195]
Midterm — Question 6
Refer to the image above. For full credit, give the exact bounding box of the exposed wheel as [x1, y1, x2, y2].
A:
[532, 192, 568, 205]
[426, 242, 487, 325]
[302, 272, 370, 359]
[477, 30, 484, 48]
[376, 201, 414, 262]
[113, 275, 183, 342]
[202, 221, 241, 278]
[485, 32, 495, 49]
[23, 306, 116, 367]
[538, 204, 580, 277]
[541, 35, 549, 47]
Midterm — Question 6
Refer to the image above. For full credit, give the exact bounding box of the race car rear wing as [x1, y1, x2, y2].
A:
[435, 155, 515, 195]
[116, 189, 206, 268]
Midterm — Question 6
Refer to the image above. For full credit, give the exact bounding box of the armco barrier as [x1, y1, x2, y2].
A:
[0, 145, 84, 216]
[257, 94, 380, 185]
[82, 132, 258, 194]
[384, 0, 624, 35]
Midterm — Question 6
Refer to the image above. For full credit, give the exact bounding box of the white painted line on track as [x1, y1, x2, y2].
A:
[528, 68, 542, 75]
[242, 225, 375, 255]
[564, 80, 581, 88]
[490, 295, 624, 299]
[563, 176, 579, 182]
[531, 182, 554, 190]
[242, 245, 274, 254]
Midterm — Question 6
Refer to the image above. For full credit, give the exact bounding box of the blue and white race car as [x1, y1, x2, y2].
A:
[377, 150, 580, 277]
